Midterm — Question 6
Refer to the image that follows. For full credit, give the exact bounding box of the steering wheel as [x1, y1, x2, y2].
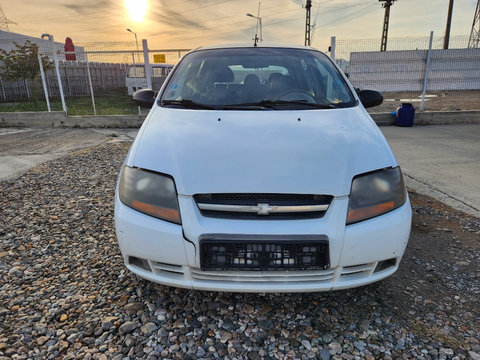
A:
[274, 90, 316, 102]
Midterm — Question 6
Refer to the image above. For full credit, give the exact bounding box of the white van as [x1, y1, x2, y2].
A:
[125, 64, 174, 95]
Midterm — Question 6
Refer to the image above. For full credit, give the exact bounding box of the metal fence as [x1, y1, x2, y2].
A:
[1, 61, 127, 99]
[1, 33, 479, 116]
[332, 33, 480, 113]
[0, 36, 189, 116]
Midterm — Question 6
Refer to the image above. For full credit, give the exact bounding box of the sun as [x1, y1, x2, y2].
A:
[125, 0, 147, 22]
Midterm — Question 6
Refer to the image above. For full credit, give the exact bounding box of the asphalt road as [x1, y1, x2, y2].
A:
[0, 128, 137, 181]
[1, 124, 478, 218]
[381, 124, 480, 218]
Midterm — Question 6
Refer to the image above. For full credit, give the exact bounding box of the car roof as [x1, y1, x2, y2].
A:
[191, 43, 318, 52]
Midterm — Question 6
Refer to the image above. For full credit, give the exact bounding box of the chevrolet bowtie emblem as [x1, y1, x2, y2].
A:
[257, 203, 274, 215]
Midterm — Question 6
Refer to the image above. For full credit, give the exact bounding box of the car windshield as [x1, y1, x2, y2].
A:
[160, 47, 356, 110]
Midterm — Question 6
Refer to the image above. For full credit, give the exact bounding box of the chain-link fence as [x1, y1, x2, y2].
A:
[0, 35, 189, 116]
[333, 34, 480, 113]
[1, 33, 479, 115]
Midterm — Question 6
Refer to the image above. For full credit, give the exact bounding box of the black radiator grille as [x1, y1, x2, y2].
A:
[195, 193, 331, 205]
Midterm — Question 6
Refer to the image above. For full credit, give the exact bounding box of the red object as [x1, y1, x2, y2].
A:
[64, 37, 76, 61]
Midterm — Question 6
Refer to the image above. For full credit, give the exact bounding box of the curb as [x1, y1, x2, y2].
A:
[1, 110, 479, 128]
[370, 111, 480, 126]
[0, 112, 146, 128]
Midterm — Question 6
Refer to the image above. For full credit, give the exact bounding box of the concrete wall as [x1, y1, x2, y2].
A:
[349, 48, 480, 92]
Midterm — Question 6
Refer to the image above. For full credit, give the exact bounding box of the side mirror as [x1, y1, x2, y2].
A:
[133, 89, 155, 108]
[358, 90, 383, 108]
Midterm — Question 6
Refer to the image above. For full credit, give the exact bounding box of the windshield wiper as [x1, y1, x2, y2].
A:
[223, 100, 338, 110]
[161, 99, 215, 110]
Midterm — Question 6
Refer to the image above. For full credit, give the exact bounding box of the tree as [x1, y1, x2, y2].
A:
[0, 40, 53, 104]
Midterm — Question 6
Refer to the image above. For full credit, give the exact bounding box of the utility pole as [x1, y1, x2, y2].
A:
[379, 0, 397, 52]
[0, 6, 16, 32]
[443, 0, 454, 49]
[305, 0, 312, 46]
[468, 0, 480, 48]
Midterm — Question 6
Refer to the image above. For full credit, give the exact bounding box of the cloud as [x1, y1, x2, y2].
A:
[149, 8, 207, 31]
[63, 0, 114, 14]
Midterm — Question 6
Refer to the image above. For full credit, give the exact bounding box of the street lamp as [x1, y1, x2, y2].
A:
[126, 28, 139, 52]
[246, 13, 262, 46]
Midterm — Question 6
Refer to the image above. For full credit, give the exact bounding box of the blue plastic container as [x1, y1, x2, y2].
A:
[395, 103, 415, 127]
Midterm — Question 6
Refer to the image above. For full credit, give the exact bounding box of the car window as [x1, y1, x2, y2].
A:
[152, 67, 173, 77]
[128, 66, 145, 78]
[160, 47, 356, 110]
[128, 66, 173, 78]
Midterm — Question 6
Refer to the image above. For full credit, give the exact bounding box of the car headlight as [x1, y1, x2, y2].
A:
[118, 166, 181, 224]
[347, 167, 406, 225]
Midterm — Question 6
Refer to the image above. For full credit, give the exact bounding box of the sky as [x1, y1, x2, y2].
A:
[2, 0, 477, 52]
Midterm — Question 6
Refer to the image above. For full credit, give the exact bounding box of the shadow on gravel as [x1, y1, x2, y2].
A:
[0, 142, 479, 359]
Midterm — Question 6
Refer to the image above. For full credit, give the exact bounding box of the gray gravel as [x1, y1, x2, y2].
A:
[0, 141, 479, 360]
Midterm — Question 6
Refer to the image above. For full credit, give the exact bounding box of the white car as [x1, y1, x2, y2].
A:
[115, 44, 411, 293]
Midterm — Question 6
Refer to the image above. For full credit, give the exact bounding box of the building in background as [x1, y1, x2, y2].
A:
[0, 30, 85, 60]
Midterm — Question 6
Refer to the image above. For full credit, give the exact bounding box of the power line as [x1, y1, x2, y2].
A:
[147, 4, 303, 40]
[315, 3, 376, 30]
[149, 12, 304, 44]
[310, 4, 321, 43]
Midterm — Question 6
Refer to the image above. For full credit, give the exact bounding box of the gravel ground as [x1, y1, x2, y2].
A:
[1, 141, 479, 360]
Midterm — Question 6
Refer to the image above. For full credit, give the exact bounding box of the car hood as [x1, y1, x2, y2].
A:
[129, 106, 397, 196]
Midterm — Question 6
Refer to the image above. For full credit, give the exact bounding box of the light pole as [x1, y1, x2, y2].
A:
[126, 28, 139, 52]
[246, 12, 262, 46]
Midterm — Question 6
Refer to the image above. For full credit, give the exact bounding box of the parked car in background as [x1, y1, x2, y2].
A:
[125, 63, 174, 95]
[115, 44, 412, 293]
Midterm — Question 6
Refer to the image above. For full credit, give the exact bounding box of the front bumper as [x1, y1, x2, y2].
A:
[114, 195, 411, 292]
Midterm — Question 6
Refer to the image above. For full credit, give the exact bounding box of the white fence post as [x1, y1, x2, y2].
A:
[37, 53, 51, 112]
[85, 54, 97, 115]
[142, 39, 152, 90]
[131, 52, 141, 115]
[42, 34, 67, 114]
[24, 79, 30, 99]
[421, 31, 434, 111]
[330, 36, 336, 60]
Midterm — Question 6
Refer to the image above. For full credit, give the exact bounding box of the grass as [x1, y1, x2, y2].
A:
[0, 93, 140, 116]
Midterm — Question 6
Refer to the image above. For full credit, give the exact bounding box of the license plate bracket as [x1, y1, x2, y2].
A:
[199, 234, 329, 271]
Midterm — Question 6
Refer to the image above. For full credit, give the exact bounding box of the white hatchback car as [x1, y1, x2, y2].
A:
[115, 44, 411, 293]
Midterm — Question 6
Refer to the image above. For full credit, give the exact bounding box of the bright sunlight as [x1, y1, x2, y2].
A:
[125, 0, 147, 22]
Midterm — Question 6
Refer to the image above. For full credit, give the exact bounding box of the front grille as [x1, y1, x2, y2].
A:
[200, 236, 330, 271]
[194, 193, 333, 219]
[195, 193, 331, 204]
